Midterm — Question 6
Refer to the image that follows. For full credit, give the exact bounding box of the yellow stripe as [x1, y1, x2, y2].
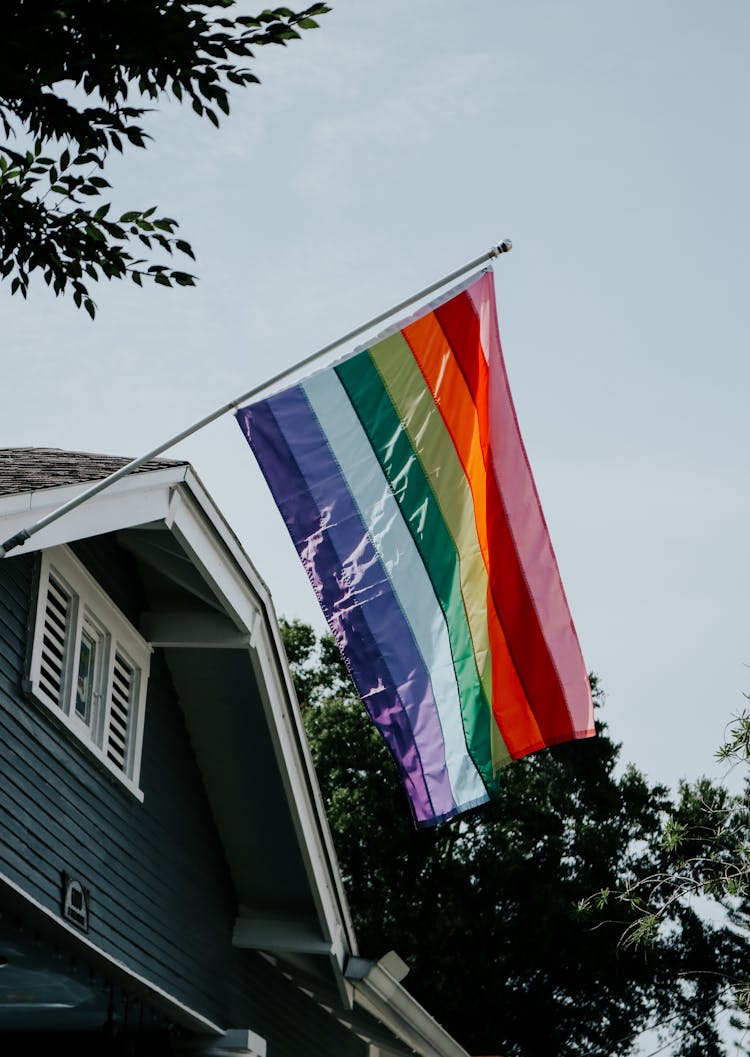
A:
[371, 333, 509, 773]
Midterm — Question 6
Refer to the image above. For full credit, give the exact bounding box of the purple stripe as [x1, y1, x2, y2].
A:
[236, 392, 457, 825]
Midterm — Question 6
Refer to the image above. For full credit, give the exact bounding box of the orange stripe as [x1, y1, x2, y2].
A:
[402, 311, 543, 756]
[436, 291, 577, 743]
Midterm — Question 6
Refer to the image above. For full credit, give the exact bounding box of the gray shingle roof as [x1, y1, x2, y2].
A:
[0, 448, 187, 498]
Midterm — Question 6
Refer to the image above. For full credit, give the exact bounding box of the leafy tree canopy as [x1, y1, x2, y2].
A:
[583, 709, 750, 1047]
[0, 0, 329, 316]
[282, 618, 747, 1057]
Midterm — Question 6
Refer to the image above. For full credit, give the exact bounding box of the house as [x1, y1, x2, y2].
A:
[0, 448, 469, 1057]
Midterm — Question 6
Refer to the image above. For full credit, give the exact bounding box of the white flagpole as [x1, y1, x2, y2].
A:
[0, 240, 512, 558]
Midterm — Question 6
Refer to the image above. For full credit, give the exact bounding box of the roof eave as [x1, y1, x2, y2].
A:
[346, 953, 471, 1057]
[0, 463, 189, 555]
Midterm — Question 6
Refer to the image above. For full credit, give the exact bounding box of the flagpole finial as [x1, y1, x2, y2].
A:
[491, 239, 512, 257]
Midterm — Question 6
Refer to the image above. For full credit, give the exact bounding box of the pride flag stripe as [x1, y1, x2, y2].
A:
[406, 296, 578, 745]
[302, 369, 490, 809]
[335, 350, 508, 784]
[239, 387, 458, 825]
[471, 274, 594, 737]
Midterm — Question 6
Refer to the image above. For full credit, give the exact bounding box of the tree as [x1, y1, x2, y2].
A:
[281, 618, 746, 1057]
[0, 0, 329, 316]
[581, 710, 750, 1050]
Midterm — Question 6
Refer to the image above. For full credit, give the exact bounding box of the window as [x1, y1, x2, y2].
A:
[28, 546, 151, 797]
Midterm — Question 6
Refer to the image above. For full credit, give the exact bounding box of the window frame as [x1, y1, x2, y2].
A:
[28, 545, 151, 799]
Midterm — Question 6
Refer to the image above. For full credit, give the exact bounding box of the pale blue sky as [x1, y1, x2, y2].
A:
[3, 0, 749, 799]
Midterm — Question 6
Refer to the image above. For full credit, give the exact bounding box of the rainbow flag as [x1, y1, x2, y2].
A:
[236, 270, 594, 827]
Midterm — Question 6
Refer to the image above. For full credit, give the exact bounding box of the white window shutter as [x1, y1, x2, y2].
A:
[37, 574, 72, 709]
[106, 650, 134, 773]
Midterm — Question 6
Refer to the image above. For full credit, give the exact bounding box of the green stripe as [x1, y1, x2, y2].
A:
[336, 342, 509, 786]
[370, 335, 510, 776]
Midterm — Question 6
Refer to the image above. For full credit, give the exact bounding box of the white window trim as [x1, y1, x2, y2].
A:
[28, 545, 151, 800]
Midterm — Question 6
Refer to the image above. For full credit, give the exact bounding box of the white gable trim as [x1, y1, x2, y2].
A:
[165, 480, 355, 983]
[180, 470, 357, 951]
[0, 464, 188, 555]
[346, 954, 470, 1057]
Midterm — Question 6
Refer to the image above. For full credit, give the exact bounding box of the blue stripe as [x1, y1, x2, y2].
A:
[303, 369, 489, 811]
[236, 395, 457, 825]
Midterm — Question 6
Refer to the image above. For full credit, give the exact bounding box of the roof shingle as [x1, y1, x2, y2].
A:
[0, 448, 187, 498]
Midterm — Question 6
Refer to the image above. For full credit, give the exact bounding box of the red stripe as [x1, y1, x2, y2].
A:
[433, 292, 577, 744]
[471, 273, 592, 735]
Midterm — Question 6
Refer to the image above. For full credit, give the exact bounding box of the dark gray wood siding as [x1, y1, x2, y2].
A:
[0, 544, 235, 1026]
[230, 951, 367, 1057]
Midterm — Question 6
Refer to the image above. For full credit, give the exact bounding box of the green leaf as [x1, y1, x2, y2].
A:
[84, 298, 96, 320]
[126, 128, 146, 148]
[175, 239, 196, 260]
[154, 274, 172, 287]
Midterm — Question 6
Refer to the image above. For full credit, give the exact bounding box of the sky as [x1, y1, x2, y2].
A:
[3, 0, 749, 807]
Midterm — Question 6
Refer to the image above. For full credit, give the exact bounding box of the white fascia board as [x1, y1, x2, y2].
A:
[166, 474, 357, 977]
[176, 471, 357, 947]
[177, 467, 357, 938]
[182, 1028, 267, 1057]
[164, 486, 262, 636]
[349, 958, 470, 1057]
[174, 468, 279, 620]
[247, 615, 353, 981]
[0, 465, 188, 556]
[255, 594, 358, 951]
